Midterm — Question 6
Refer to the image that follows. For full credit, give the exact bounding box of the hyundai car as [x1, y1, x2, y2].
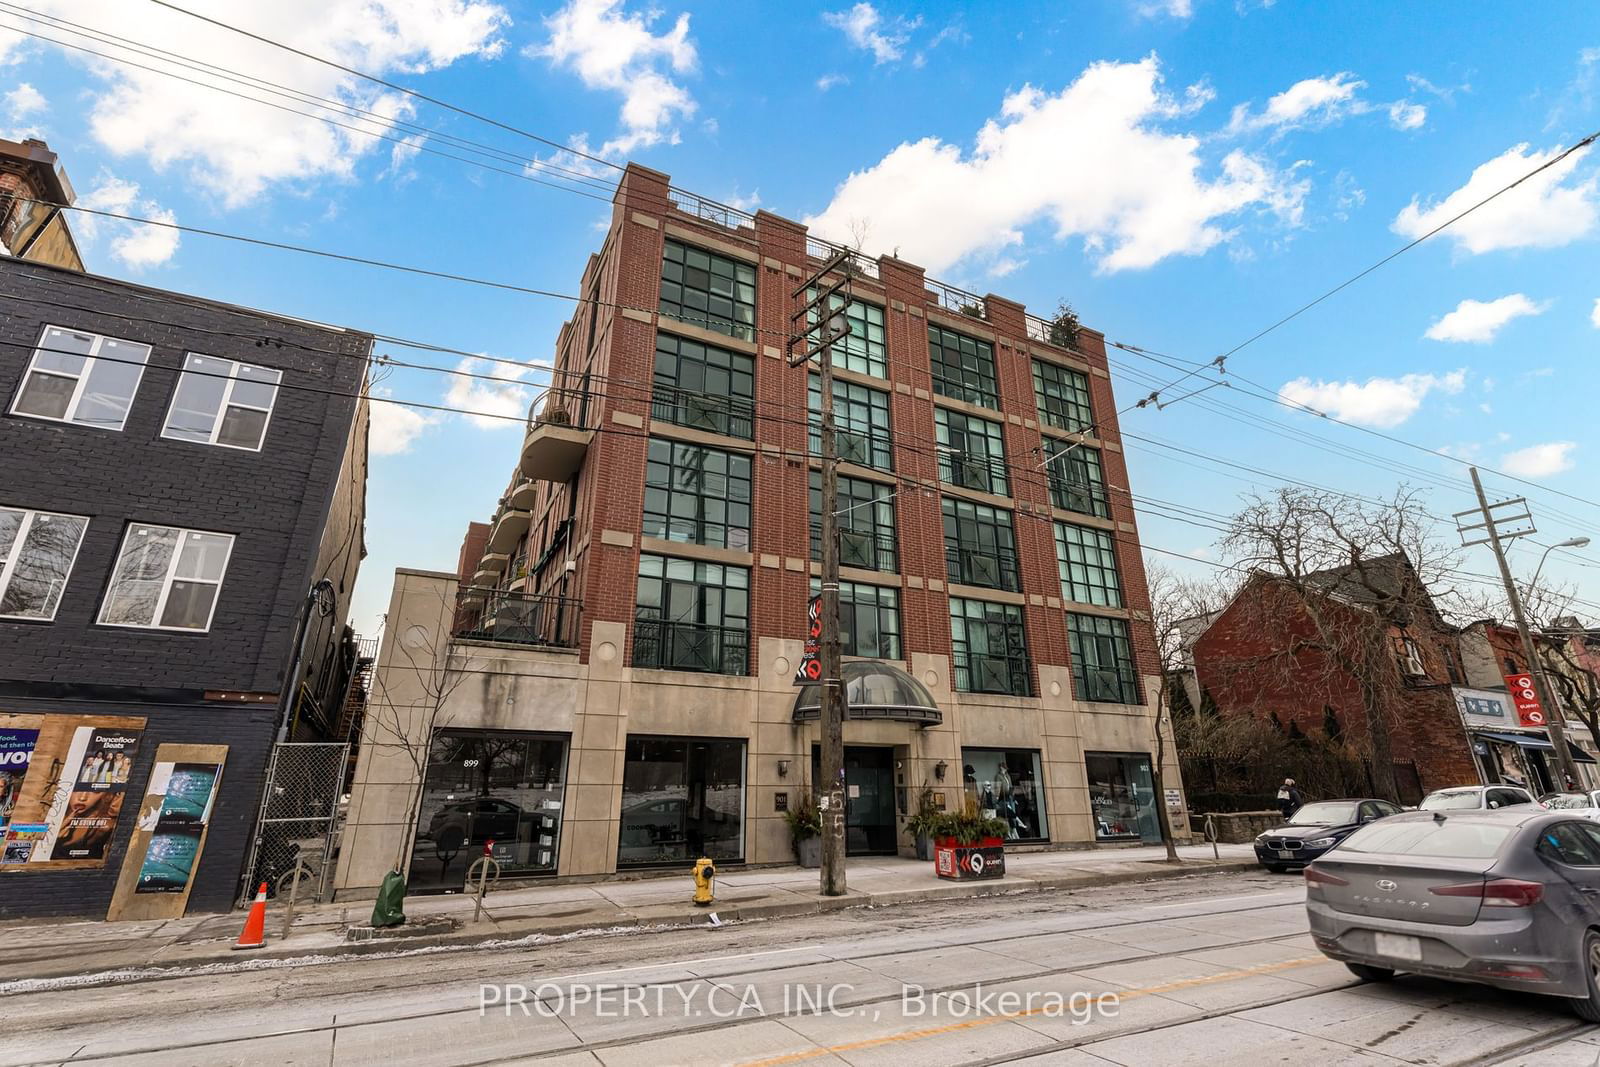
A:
[1254, 798, 1404, 872]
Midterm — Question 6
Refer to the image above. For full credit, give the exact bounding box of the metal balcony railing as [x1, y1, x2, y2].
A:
[927, 279, 986, 320]
[1025, 313, 1083, 350]
[1075, 665, 1141, 705]
[809, 523, 898, 573]
[632, 617, 749, 676]
[667, 187, 755, 232]
[805, 236, 881, 280]
[939, 450, 1011, 497]
[944, 544, 1022, 592]
[526, 384, 592, 431]
[453, 588, 582, 649]
[651, 383, 755, 440]
[1046, 464, 1109, 518]
[952, 649, 1032, 696]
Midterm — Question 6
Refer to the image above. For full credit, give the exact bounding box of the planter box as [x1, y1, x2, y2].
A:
[914, 835, 935, 862]
[933, 836, 1005, 880]
[796, 837, 822, 868]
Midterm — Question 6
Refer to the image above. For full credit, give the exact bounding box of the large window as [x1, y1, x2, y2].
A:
[407, 729, 568, 890]
[619, 736, 745, 867]
[942, 497, 1020, 592]
[1044, 438, 1109, 519]
[936, 407, 1009, 497]
[811, 578, 902, 659]
[949, 597, 1031, 695]
[100, 524, 233, 632]
[660, 240, 756, 341]
[1068, 613, 1141, 705]
[809, 290, 887, 378]
[1054, 523, 1123, 608]
[0, 507, 89, 621]
[1032, 360, 1094, 434]
[652, 333, 755, 439]
[634, 554, 750, 675]
[928, 324, 998, 409]
[962, 748, 1048, 842]
[809, 375, 893, 471]
[162, 354, 282, 451]
[642, 438, 752, 550]
[10, 325, 150, 431]
[810, 471, 897, 573]
[1087, 752, 1159, 843]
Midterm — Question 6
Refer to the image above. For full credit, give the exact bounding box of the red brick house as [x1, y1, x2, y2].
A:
[1189, 553, 1478, 803]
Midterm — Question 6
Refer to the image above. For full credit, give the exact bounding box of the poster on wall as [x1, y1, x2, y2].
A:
[134, 762, 221, 894]
[0, 713, 146, 870]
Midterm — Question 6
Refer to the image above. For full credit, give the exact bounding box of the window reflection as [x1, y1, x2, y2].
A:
[618, 736, 745, 866]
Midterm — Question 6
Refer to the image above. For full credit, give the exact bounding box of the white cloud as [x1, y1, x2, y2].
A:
[1424, 293, 1547, 343]
[1278, 369, 1466, 428]
[75, 175, 180, 269]
[1135, 0, 1194, 18]
[1406, 73, 1469, 101]
[1501, 441, 1577, 478]
[536, 0, 697, 157]
[823, 4, 918, 64]
[4, 82, 46, 119]
[367, 388, 439, 456]
[806, 57, 1309, 274]
[444, 356, 545, 430]
[1388, 100, 1426, 130]
[1590, 296, 1600, 328]
[1227, 72, 1366, 135]
[1392, 143, 1599, 255]
[817, 73, 849, 92]
[8, 1, 507, 208]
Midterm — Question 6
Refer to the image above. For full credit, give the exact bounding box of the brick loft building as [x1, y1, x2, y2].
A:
[1189, 553, 1484, 804]
[337, 164, 1181, 897]
[0, 256, 370, 919]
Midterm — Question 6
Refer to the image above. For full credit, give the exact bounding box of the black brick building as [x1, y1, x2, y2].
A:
[0, 257, 370, 918]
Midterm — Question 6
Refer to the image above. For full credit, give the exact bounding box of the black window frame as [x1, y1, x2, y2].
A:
[1032, 359, 1094, 434]
[808, 374, 894, 471]
[642, 437, 753, 551]
[633, 554, 750, 676]
[942, 497, 1020, 592]
[1068, 613, 1141, 705]
[1043, 437, 1110, 519]
[949, 596, 1032, 696]
[928, 323, 999, 409]
[810, 577, 902, 660]
[810, 471, 897, 573]
[935, 406, 1009, 497]
[659, 239, 756, 341]
[808, 288, 887, 378]
[1054, 522, 1123, 608]
[652, 333, 756, 440]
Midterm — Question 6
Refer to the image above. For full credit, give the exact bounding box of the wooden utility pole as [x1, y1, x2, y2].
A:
[788, 253, 853, 896]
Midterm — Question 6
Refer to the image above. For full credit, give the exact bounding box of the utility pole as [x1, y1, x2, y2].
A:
[1454, 467, 1581, 789]
[788, 252, 854, 896]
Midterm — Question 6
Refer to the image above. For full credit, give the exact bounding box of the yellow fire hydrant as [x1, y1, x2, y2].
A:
[692, 857, 716, 906]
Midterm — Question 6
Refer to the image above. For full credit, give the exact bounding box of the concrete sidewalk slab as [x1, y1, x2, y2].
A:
[0, 843, 1256, 986]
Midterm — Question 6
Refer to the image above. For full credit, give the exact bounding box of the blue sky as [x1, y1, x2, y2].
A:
[3, 0, 1598, 635]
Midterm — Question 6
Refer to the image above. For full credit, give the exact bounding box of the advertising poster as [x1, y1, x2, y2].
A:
[47, 727, 143, 862]
[0, 728, 39, 833]
[135, 762, 221, 894]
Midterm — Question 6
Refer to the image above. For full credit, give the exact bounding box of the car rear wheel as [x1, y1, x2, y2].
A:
[1571, 930, 1600, 1023]
[1345, 963, 1395, 983]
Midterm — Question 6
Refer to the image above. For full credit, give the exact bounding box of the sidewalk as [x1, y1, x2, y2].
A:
[2, 843, 1256, 986]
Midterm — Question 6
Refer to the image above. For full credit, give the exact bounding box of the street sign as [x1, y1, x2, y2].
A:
[1504, 673, 1546, 727]
[794, 594, 822, 684]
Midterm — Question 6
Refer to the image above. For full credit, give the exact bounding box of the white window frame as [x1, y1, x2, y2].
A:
[98, 523, 235, 633]
[0, 506, 90, 622]
[9, 324, 151, 432]
[160, 353, 282, 452]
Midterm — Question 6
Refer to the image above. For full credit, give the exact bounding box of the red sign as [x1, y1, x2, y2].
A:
[794, 595, 823, 685]
[1504, 673, 1546, 727]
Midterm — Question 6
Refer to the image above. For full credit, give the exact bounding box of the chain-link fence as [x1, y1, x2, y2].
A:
[240, 742, 348, 905]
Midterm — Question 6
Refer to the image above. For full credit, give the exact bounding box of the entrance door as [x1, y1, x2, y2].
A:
[812, 746, 897, 855]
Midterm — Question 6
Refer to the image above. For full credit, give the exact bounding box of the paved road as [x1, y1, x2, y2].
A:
[6, 869, 1600, 1066]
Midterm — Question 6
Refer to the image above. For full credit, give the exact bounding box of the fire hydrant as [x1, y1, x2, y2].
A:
[692, 857, 716, 906]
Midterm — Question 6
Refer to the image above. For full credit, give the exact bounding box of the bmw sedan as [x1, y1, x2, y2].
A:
[1254, 798, 1404, 872]
[1305, 808, 1600, 1020]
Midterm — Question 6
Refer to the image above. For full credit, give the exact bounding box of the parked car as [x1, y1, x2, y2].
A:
[1540, 791, 1600, 819]
[426, 796, 525, 854]
[1253, 798, 1404, 872]
[1419, 785, 1538, 811]
[1305, 808, 1600, 1020]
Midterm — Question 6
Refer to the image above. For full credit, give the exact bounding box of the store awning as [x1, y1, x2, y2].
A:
[1476, 730, 1597, 763]
[793, 661, 942, 727]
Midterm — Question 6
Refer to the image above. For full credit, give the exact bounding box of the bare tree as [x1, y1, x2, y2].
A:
[1216, 487, 1466, 803]
[1480, 577, 1600, 773]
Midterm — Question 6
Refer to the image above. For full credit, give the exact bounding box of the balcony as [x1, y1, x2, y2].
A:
[453, 587, 582, 649]
[521, 390, 593, 483]
[945, 545, 1022, 592]
[651, 382, 754, 440]
[472, 552, 509, 587]
[1075, 665, 1141, 705]
[632, 617, 749, 676]
[487, 507, 532, 555]
[952, 649, 1032, 697]
[939, 450, 1010, 497]
[506, 478, 538, 510]
[810, 523, 897, 573]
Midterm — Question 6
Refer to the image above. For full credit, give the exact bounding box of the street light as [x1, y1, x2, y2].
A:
[1532, 536, 1592, 594]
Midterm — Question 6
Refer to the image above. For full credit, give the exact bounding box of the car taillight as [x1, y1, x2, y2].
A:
[1304, 866, 1348, 886]
[1429, 878, 1544, 907]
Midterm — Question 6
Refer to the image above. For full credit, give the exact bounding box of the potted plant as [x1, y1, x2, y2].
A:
[931, 809, 1010, 881]
[1048, 301, 1081, 349]
[786, 793, 822, 868]
[905, 789, 941, 861]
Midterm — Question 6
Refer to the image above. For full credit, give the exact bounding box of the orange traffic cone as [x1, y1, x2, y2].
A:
[233, 882, 268, 950]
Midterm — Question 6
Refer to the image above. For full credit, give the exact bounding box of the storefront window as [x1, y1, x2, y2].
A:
[618, 736, 745, 867]
[961, 748, 1048, 842]
[407, 729, 568, 891]
[1086, 751, 1160, 844]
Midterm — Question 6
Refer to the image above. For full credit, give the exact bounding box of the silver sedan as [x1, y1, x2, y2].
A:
[1306, 808, 1600, 1020]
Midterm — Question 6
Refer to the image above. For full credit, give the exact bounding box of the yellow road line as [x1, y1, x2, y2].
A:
[738, 955, 1328, 1066]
